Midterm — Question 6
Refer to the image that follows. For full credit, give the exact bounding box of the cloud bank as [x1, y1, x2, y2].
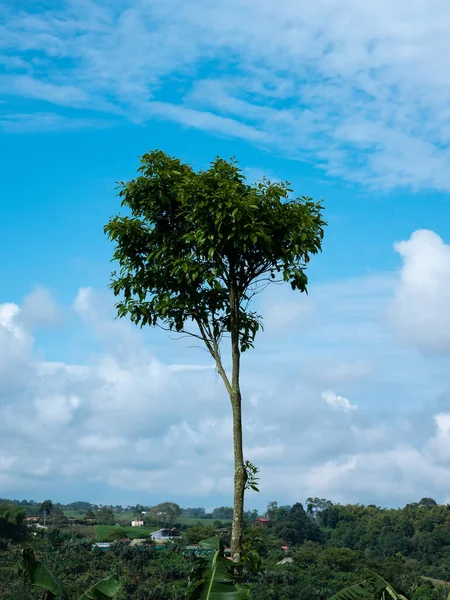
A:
[2, 230, 450, 507]
[2, 1, 450, 188]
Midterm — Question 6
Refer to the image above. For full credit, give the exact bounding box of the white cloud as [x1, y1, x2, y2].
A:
[3, 114, 110, 134]
[78, 435, 126, 452]
[34, 394, 80, 427]
[3, 1, 450, 188]
[20, 286, 61, 328]
[389, 230, 450, 353]
[0, 455, 17, 471]
[425, 413, 450, 463]
[2, 247, 450, 507]
[31, 459, 52, 477]
[0, 74, 88, 105]
[321, 389, 358, 412]
[319, 360, 375, 384]
[263, 299, 314, 335]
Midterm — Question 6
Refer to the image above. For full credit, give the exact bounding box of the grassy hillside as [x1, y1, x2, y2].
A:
[94, 525, 155, 541]
[63, 509, 220, 527]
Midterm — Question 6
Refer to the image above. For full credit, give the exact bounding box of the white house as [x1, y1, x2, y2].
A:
[131, 520, 144, 527]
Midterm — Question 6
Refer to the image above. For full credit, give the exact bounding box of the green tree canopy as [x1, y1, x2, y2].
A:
[0, 502, 26, 540]
[150, 502, 181, 526]
[38, 499, 53, 516]
[97, 506, 115, 524]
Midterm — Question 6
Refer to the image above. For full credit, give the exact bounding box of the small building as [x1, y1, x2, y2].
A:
[151, 528, 180, 540]
[24, 516, 39, 523]
[254, 517, 269, 528]
[131, 520, 144, 527]
[92, 542, 111, 550]
[130, 538, 147, 547]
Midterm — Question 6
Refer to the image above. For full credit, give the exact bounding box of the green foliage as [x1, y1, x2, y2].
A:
[106, 528, 128, 542]
[20, 548, 120, 600]
[97, 507, 115, 525]
[150, 502, 181, 526]
[0, 502, 26, 526]
[39, 500, 54, 516]
[317, 547, 359, 572]
[328, 571, 409, 600]
[78, 576, 121, 600]
[20, 547, 70, 599]
[187, 537, 250, 600]
[104, 150, 325, 353]
[7, 497, 450, 600]
[184, 524, 219, 545]
[244, 462, 260, 493]
[212, 508, 234, 521]
[0, 502, 26, 540]
[270, 502, 323, 546]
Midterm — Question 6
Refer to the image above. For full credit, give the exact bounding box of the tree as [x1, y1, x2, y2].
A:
[211, 506, 234, 521]
[39, 499, 53, 516]
[104, 150, 326, 561]
[150, 502, 181, 526]
[0, 502, 26, 540]
[183, 523, 217, 544]
[272, 503, 322, 546]
[97, 506, 115, 524]
[133, 504, 144, 519]
[266, 501, 279, 520]
[107, 527, 128, 541]
[84, 508, 95, 520]
[418, 498, 437, 508]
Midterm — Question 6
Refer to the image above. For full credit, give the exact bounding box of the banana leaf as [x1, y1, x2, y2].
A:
[20, 548, 70, 600]
[187, 537, 250, 600]
[78, 575, 121, 600]
[329, 571, 409, 600]
[19, 548, 121, 600]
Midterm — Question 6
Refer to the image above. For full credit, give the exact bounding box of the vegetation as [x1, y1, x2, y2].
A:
[0, 502, 26, 541]
[104, 149, 325, 560]
[187, 537, 250, 599]
[20, 548, 121, 600]
[3, 496, 450, 599]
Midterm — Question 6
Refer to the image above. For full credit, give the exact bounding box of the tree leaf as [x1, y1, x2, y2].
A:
[187, 537, 250, 600]
[78, 575, 121, 600]
[20, 548, 70, 600]
[328, 571, 410, 600]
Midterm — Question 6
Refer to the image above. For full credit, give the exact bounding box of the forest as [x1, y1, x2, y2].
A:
[2, 496, 450, 600]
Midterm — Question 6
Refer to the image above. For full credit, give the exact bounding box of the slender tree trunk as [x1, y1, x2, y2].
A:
[230, 383, 245, 563]
[198, 277, 246, 563]
[230, 283, 246, 564]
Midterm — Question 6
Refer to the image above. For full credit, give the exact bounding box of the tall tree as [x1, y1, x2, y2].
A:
[104, 150, 326, 561]
[150, 502, 181, 526]
[38, 499, 53, 516]
[0, 502, 26, 540]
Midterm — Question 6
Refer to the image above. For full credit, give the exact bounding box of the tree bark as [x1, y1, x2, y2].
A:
[229, 283, 246, 564]
[230, 384, 245, 563]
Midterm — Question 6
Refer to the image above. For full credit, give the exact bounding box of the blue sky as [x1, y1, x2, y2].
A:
[2, 0, 450, 510]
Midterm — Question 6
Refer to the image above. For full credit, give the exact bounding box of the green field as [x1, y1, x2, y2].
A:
[63, 509, 219, 527]
[94, 525, 156, 541]
[68, 524, 156, 540]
